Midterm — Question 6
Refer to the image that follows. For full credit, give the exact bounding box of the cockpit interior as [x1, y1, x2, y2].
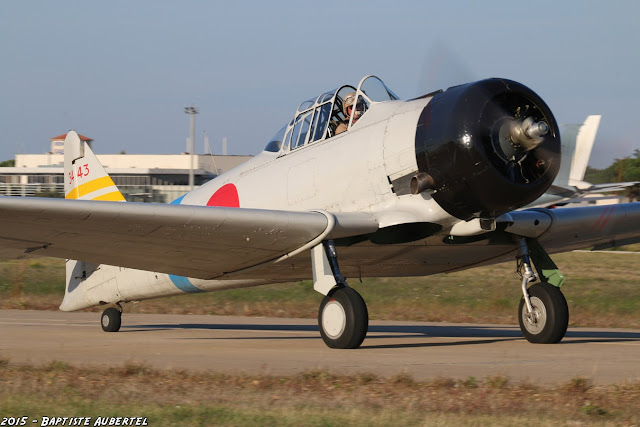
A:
[265, 76, 399, 153]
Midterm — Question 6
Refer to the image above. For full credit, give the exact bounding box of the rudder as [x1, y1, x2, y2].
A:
[64, 131, 125, 201]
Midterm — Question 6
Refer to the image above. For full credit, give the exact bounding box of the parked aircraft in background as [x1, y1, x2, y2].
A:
[1, 76, 639, 349]
[533, 115, 638, 207]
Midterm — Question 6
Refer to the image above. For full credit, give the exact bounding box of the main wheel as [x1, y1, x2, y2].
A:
[101, 307, 122, 332]
[518, 282, 568, 343]
[318, 286, 368, 349]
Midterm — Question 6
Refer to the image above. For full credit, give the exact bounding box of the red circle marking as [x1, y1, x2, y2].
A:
[206, 183, 240, 208]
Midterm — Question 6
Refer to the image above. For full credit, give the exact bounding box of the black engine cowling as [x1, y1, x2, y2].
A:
[415, 78, 561, 221]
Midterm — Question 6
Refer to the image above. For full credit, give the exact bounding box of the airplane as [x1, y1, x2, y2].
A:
[1, 75, 640, 349]
[532, 115, 638, 207]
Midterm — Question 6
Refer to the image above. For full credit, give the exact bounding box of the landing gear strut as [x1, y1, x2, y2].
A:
[313, 240, 368, 349]
[515, 238, 568, 343]
[101, 304, 122, 332]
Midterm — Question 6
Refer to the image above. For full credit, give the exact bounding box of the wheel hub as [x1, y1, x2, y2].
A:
[522, 296, 547, 334]
[322, 300, 346, 338]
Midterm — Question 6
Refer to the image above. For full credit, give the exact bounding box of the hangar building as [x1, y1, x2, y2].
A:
[0, 133, 252, 203]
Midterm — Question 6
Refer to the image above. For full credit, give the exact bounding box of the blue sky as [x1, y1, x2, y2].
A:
[1, 0, 638, 168]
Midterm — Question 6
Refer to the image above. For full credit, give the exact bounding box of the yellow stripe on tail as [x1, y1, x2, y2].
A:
[91, 191, 126, 202]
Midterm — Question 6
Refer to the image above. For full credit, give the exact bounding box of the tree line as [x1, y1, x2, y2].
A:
[584, 149, 640, 201]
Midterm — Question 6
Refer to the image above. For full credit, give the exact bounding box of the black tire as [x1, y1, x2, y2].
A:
[318, 286, 368, 349]
[101, 307, 122, 332]
[518, 282, 568, 344]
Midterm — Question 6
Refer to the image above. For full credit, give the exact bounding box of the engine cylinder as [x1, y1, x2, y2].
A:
[415, 78, 561, 220]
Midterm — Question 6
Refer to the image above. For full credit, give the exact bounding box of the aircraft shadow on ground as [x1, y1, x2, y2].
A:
[121, 323, 640, 347]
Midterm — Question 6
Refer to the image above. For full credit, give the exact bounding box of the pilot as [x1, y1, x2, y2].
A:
[335, 92, 366, 135]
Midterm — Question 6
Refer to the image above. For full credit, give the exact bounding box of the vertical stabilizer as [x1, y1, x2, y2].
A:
[62, 131, 124, 311]
[64, 131, 125, 201]
[569, 115, 601, 185]
[556, 115, 601, 188]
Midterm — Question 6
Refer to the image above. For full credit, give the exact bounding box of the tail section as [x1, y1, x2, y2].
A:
[556, 115, 601, 188]
[566, 116, 638, 194]
[61, 260, 102, 311]
[64, 131, 125, 201]
[569, 115, 601, 187]
[62, 130, 124, 311]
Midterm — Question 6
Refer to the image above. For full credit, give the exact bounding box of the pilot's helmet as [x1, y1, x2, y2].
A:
[342, 92, 356, 116]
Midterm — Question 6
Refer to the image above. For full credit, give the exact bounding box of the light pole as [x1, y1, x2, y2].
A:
[184, 106, 199, 190]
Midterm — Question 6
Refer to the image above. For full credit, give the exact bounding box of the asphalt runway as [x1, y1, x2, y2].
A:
[1, 309, 639, 384]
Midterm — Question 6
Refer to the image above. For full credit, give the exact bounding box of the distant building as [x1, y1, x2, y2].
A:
[50, 132, 93, 155]
[0, 133, 252, 202]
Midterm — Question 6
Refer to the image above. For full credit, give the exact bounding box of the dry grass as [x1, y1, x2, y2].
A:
[2, 249, 638, 425]
[1, 360, 639, 425]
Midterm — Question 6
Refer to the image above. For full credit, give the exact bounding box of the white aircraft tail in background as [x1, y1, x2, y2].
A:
[558, 115, 601, 188]
[532, 115, 637, 207]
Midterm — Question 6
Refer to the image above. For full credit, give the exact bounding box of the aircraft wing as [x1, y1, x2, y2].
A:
[424, 203, 640, 275]
[532, 203, 640, 251]
[1, 196, 639, 282]
[0, 196, 378, 279]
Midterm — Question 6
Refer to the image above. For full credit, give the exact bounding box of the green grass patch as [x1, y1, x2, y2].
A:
[0, 258, 65, 296]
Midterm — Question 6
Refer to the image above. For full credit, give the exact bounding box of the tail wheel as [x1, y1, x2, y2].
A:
[101, 307, 122, 332]
[318, 286, 368, 349]
[518, 282, 568, 343]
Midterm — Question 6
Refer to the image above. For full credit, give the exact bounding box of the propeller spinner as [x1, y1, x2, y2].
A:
[414, 78, 561, 221]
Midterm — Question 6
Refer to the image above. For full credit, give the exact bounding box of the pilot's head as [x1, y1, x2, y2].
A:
[343, 92, 365, 123]
[343, 92, 356, 116]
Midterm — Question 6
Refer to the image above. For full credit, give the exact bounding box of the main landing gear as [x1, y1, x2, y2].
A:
[319, 286, 368, 349]
[313, 241, 368, 349]
[515, 238, 568, 343]
[101, 304, 122, 332]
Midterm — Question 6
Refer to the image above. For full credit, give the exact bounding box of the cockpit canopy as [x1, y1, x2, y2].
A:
[265, 76, 399, 153]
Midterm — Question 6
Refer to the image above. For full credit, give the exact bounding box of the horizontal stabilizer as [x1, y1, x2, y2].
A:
[585, 182, 639, 193]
